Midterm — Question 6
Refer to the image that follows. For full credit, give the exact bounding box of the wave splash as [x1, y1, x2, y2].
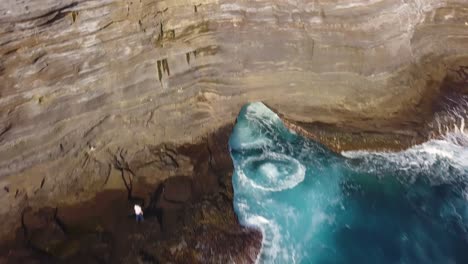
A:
[230, 102, 468, 264]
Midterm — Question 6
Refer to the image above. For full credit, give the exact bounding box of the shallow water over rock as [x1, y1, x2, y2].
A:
[229, 102, 468, 264]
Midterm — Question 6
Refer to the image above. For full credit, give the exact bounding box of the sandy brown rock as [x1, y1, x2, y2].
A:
[0, 0, 468, 248]
[0, 125, 261, 263]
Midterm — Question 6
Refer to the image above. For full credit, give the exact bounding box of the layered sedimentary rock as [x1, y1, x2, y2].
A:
[1, 0, 468, 249]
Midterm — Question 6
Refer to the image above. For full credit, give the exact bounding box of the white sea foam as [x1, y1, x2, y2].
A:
[244, 215, 283, 264]
[245, 102, 281, 123]
[342, 129, 468, 187]
[235, 197, 282, 263]
[231, 102, 282, 150]
[302, 211, 336, 243]
[343, 131, 468, 163]
[238, 152, 306, 192]
[239, 137, 273, 149]
[230, 121, 272, 150]
[232, 100, 468, 263]
[343, 96, 468, 172]
[259, 163, 280, 179]
[245, 103, 282, 136]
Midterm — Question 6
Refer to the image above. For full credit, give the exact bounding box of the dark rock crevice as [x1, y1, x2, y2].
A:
[1, 124, 261, 263]
[111, 148, 136, 200]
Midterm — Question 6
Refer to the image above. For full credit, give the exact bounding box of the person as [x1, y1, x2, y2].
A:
[134, 204, 144, 222]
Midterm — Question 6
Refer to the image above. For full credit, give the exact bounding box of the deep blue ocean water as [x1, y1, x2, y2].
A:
[229, 102, 468, 264]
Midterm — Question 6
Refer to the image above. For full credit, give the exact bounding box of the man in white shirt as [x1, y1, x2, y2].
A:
[134, 204, 144, 222]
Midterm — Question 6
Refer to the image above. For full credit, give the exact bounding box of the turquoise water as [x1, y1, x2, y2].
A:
[229, 102, 468, 264]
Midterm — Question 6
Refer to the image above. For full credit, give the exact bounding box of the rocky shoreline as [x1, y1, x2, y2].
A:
[2, 87, 468, 263]
[281, 66, 468, 153]
[0, 119, 413, 263]
[2, 69, 468, 262]
[0, 124, 262, 263]
[1, 0, 468, 262]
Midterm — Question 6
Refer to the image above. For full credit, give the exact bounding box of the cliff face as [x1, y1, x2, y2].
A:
[1, 0, 468, 242]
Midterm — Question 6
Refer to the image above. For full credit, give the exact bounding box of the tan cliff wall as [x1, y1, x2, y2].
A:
[1, 0, 468, 239]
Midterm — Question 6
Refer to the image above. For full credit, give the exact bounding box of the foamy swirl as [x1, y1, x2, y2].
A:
[238, 152, 306, 192]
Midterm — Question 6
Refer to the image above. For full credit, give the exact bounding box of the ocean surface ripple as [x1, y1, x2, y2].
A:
[229, 102, 468, 264]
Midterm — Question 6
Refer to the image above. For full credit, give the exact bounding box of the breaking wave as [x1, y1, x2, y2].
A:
[230, 102, 468, 264]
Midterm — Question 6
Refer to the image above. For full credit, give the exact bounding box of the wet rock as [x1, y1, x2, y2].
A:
[21, 208, 67, 253]
[0, 245, 55, 264]
[163, 176, 193, 203]
[136, 250, 158, 264]
[153, 192, 262, 264]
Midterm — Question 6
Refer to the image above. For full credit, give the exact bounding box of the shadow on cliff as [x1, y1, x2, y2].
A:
[0, 125, 261, 264]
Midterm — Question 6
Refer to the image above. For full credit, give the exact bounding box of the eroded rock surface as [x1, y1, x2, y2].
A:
[1, 125, 261, 263]
[0, 0, 468, 258]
